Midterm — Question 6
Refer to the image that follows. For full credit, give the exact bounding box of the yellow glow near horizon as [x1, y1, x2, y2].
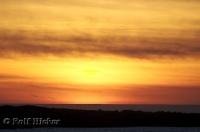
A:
[0, 56, 200, 87]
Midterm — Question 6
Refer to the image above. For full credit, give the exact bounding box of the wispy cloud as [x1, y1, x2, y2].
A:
[0, 74, 26, 80]
[0, 30, 200, 59]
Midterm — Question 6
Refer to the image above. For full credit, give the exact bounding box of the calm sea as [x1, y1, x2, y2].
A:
[1, 127, 200, 132]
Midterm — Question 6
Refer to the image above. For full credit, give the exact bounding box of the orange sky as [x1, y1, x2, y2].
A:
[0, 0, 200, 104]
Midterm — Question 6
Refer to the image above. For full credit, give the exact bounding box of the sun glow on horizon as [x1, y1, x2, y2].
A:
[0, 0, 200, 104]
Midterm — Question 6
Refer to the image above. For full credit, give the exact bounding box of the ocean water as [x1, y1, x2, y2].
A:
[1, 127, 200, 132]
[37, 104, 200, 113]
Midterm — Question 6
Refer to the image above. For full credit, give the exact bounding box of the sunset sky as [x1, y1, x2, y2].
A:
[0, 0, 200, 104]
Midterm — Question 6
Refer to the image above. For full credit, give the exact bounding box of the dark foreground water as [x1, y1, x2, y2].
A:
[1, 127, 200, 132]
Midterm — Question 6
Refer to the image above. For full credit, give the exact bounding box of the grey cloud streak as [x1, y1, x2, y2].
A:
[0, 30, 200, 59]
[0, 74, 27, 80]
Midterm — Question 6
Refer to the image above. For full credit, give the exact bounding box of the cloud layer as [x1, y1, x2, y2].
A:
[0, 30, 200, 59]
[0, 0, 200, 59]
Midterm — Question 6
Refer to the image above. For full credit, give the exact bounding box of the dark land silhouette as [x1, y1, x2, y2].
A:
[0, 105, 200, 129]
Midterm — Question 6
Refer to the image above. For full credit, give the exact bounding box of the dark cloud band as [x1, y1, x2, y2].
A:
[0, 30, 200, 58]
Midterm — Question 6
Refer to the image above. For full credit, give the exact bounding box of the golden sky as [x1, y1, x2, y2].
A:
[0, 0, 200, 104]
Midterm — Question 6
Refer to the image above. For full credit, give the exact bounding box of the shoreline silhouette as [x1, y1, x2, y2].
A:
[0, 105, 200, 129]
